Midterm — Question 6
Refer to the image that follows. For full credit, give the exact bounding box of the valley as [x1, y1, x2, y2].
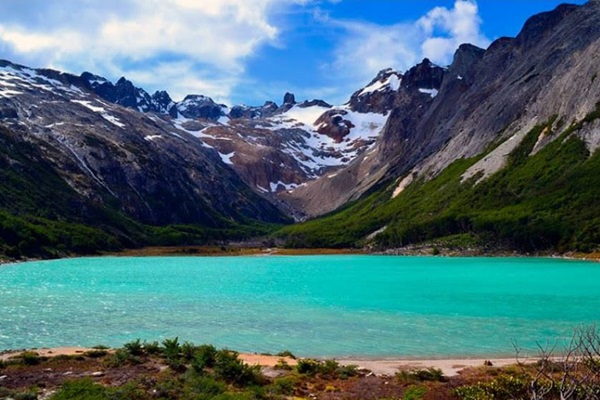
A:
[1, 1, 600, 260]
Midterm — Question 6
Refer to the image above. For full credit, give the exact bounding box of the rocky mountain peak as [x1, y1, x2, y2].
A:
[277, 92, 297, 113]
[262, 101, 278, 112]
[151, 90, 178, 118]
[229, 104, 257, 119]
[177, 94, 224, 120]
[516, 3, 579, 49]
[228, 100, 281, 119]
[283, 92, 296, 105]
[81, 73, 154, 112]
[371, 68, 399, 84]
[347, 68, 403, 113]
[116, 76, 131, 86]
[297, 99, 332, 109]
[401, 58, 446, 93]
[80, 71, 109, 88]
[448, 43, 485, 80]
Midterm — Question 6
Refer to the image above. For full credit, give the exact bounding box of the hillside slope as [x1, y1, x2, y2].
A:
[277, 1, 600, 253]
[284, 1, 600, 219]
[0, 63, 291, 259]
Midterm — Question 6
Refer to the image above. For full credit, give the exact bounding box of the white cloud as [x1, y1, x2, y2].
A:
[331, 21, 421, 82]
[125, 61, 239, 103]
[0, 0, 294, 103]
[418, 0, 488, 63]
[328, 0, 490, 97]
[0, 0, 491, 106]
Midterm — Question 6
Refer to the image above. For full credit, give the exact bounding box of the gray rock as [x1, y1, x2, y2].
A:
[283, 1, 600, 216]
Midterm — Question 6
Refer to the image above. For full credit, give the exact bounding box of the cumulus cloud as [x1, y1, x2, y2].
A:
[0, 0, 292, 102]
[0, 0, 490, 105]
[418, 0, 488, 62]
[328, 0, 490, 92]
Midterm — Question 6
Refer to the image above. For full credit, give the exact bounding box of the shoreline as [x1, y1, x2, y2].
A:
[2, 245, 599, 265]
[0, 347, 525, 377]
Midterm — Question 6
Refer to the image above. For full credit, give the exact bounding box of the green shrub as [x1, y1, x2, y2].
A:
[102, 349, 130, 368]
[19, 351, 44, 366]
[154, 375, 184, 400]
[213, 349, 262, 387]
[49, 378, 110, 400]
[269, 376, 298, 396]
[14, 392, 38, 400]
[123, 338, 144, 356]
[454, 375, 529, 400]
[50, 354, 79, 363]
[162, 337, 181, 361]
[274, 358, 293, 370]
[296, 359, 321, 376]
[181, 341, 197, 361]
[296, 359, 357, 379]
[182, 374, 227, 398]
[336, 363, 359, 379]
[142, 340, 161, 354]
[397, 368, 446, 383]
[110, 382, 147, 400]
[403, 386, 427, 400]
[192, 344, 218, 373]
[275, 350, 296, 359]
[83, 349, 108, 358]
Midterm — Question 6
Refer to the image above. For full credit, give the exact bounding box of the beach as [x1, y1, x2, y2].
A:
[0, 347, 522, 377]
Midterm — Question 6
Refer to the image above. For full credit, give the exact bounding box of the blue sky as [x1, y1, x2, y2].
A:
[0, 0, 587, 106]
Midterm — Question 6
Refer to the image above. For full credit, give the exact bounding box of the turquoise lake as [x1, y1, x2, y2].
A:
[1, 255, 599, 358]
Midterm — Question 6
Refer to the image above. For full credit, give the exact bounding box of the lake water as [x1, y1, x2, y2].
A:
[1, 255, 599, 358]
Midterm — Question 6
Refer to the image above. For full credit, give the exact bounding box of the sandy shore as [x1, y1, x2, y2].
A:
[0, 347, 523, 377]
[0, 347, 93, 362]
[336, 357, 520, 377]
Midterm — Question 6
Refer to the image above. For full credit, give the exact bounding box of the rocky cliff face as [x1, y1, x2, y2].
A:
[0, 56, 395, 224]
[0, 60, 287, 226]
[283, 59, 447, 216]
[284, 1, 600, 217]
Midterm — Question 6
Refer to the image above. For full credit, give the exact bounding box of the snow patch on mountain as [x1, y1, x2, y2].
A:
[262, 104, 389, 178]
[219, 151, 235, 165]
[359, 74, 401, 96]
[419, 88, 439, 98]
[273, 105, 331, 129]
[0, 64, 82, 97]
[71, 100, 125, 128]
[270, 181, 298, 192]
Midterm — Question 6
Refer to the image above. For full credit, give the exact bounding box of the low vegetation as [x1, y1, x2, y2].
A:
[3, 328, 600, 399]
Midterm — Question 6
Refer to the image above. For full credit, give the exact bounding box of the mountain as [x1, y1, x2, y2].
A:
[76, 67, 392, 215]
[0, 60, 293, 258]
[0, 52, 396, 257]
[282, 59, 447, 216]
[278, 1, 600, 253]
[1, 1, 600, 258]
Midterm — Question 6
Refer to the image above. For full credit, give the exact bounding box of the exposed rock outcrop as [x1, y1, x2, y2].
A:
[283, 1, 600, 217]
